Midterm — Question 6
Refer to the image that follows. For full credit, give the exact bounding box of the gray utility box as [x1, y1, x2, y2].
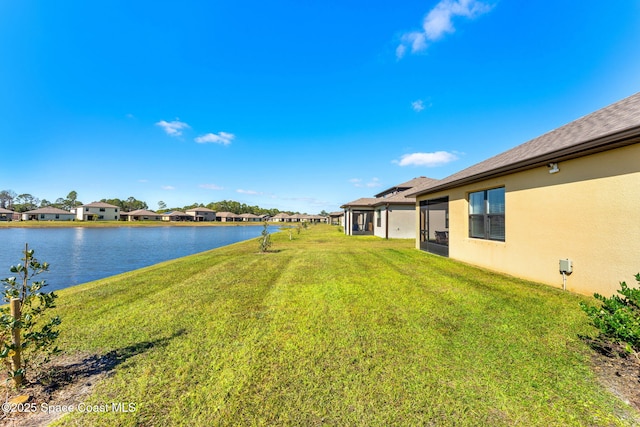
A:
[559, 259, 573, 274]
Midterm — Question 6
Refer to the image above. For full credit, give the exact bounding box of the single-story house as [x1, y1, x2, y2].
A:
[328, 211, 344, 226]
[121, 209, 163, 221]
[305, 214, 328, 223]
[216, 212, 240, 222]
[22, 207, 75, 221]
[271, 213, 290, 222]
[76, 202, 120, 221]
[288, 214, 310, 223]
[0, 208, 14, 221]
[186, 207, 216, 222]
[342, 177, 437, 238]
[238, 213, 261, 222]
[341, 198, 377, 235]
[407, 92, 640, 296]
[162, 211, 191, 222]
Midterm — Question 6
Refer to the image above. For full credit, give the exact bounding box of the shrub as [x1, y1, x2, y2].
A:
[580, 273, 640, 354]
[258, 222, 272, 253]
[0, 245, 61, 387]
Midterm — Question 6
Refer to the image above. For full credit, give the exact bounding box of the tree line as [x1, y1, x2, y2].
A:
[0, 190, 314, 216]
[0, 190, 83, 213]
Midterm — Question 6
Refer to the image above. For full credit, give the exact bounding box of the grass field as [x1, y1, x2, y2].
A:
[30, 224, 638, 425]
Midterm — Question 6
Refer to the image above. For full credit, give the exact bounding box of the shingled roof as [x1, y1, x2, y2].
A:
[342, 176, 438, 208]
[374, 176, 438, 198]
[23, 207, 74, 215]
[340, 197, 379, 208]
[409, 92, 640, 197]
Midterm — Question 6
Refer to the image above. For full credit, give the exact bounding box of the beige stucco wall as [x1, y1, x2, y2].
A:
[24, 213, 74, 221]
[416, 144, 640, 296]
[187, 211, 216, 221]
[375, 205, 416, 239]
[77, 207, 119, 220]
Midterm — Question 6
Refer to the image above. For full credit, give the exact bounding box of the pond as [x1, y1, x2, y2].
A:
[0, 226, 279, 292]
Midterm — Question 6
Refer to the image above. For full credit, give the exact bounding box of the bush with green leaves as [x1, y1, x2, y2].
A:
[258, 222, 272, 253]
[0, 245, 61, 386]
[580, 273, 640, 353]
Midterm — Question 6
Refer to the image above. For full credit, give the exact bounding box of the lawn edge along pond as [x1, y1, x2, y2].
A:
[8, 224, 640, 426]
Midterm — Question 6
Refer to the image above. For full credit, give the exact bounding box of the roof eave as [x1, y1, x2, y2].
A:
[411, 125, 640, 198]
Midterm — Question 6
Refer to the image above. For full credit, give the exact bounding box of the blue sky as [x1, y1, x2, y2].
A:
[1, 1, 639, 213]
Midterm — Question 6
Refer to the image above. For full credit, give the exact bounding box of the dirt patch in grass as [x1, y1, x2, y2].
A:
[588, 340, 640, 414]
[0, 352, 118, 427]
[1, 336, 176, 426]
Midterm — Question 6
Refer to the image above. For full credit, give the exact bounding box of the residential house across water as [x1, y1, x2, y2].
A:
[186, 207, 216, 222]
[22, 207, 75, 221]
[76, 202, 120, 221]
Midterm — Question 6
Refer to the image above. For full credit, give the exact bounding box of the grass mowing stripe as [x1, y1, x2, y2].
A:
[47, 225, 637, 426]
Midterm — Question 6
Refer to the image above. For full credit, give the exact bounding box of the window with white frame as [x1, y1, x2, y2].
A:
[469, 187, 505, 241]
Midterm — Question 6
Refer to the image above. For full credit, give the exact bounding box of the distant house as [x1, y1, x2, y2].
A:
[287, 214, 306, 223]
[340, 198, 377, 235]
[407, 92, 640, 296]
[216, 212, 240, 222]
[76, 202, 120, 221]
[238, 213, 261, 222]
[328, 211, 344, 226]
[341, 177, 436, 239]
[306, 214, 328, 223]
[186, 207, 216, 222]
[162, 211, 191, 222]
[0, 208, 14, 221]
[271, 213, 290, 222]
[22, 207, 75, 221]
[121, 209, 162, 221]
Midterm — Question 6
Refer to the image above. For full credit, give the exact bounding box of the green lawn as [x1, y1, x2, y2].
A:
[45, 224, 635, 426]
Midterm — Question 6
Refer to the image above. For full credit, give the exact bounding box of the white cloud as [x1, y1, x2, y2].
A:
[199, 184, 224, 190]
[195, 132, 235, 145]
[237, 189, 262, 195]
[350, 177, 381, 188]
[396, 0, 493, 59]
[412, 99, 433, 112]
[162, 185, 176, 190]
[156, 119, 190, 137]
[394, 151, 458, 167]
